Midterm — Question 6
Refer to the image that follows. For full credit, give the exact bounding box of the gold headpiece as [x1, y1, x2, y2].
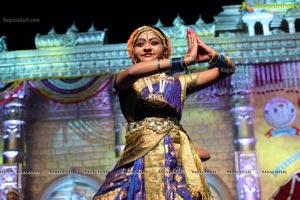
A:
[127, 25, 171, 61]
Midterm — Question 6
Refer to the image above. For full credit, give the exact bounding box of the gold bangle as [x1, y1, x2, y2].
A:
[184, 54, 194, 67]
[224, 56, 229, 67]
[208, 49, 216, 62]
[183, 56, 188, 67]
[208, 49, 219, 66]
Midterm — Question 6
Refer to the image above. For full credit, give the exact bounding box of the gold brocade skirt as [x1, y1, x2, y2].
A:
[93, 117, 211, 200]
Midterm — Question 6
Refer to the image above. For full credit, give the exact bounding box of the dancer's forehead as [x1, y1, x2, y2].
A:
[134, 31, 162, 43]
[133, 26, 167, 47]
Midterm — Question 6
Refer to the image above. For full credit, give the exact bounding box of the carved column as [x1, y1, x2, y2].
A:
[242, 12, 273, 36]
[285, 17, 296, 34]
[0, 88, 26, 199]
[245, 21, 256, 36]
[230, 65, 261, 200]
[261, 21, 271, 36]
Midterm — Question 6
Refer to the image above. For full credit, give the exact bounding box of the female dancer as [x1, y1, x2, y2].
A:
[93, 25, 235, 200]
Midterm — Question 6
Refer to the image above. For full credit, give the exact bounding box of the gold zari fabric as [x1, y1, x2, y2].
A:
[113, 117, 211, 200]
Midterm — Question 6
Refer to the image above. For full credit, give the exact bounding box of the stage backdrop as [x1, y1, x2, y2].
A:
[255, 91, 300, 199]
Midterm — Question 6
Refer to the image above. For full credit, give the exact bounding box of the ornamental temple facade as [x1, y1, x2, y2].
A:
[1, 1, 300, 200]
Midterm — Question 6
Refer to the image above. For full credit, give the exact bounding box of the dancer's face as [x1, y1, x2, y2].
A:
[133, 31, 165, 63]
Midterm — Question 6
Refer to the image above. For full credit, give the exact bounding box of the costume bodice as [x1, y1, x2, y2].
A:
[117, 73, 187, 123]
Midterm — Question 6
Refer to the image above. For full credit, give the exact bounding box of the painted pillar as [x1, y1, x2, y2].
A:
[230, 64, 261, 200]
[0, 87, 26, 199]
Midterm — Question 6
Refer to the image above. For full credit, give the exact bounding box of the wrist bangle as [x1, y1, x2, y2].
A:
[170, 57, 184, 75]
[157, 59, 161, 73]
[209, 51, 235, 73]
[183, 54, 195, 68]
[217, 55, 235, 73]
[208, 50, 218, 66]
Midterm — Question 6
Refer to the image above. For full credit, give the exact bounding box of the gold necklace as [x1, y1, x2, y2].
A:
[144, 73, 168, 108]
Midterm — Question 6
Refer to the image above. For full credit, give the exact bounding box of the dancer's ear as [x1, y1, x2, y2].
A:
[163, 48, 168, 58]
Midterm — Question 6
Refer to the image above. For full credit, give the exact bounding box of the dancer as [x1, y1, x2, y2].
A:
[93, 25, 235, 200]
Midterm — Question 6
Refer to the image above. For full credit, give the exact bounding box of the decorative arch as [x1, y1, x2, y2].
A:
[295, 18, 300, 32]
[206, 173, 233, 200]
[254, 22, 264, 35]
[38, 173, 101, 200]
[280, 19, 289, 33]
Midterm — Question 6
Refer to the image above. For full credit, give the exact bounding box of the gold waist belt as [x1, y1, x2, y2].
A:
[127, 117, 184, 135]
[115, 117, 185, 168]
